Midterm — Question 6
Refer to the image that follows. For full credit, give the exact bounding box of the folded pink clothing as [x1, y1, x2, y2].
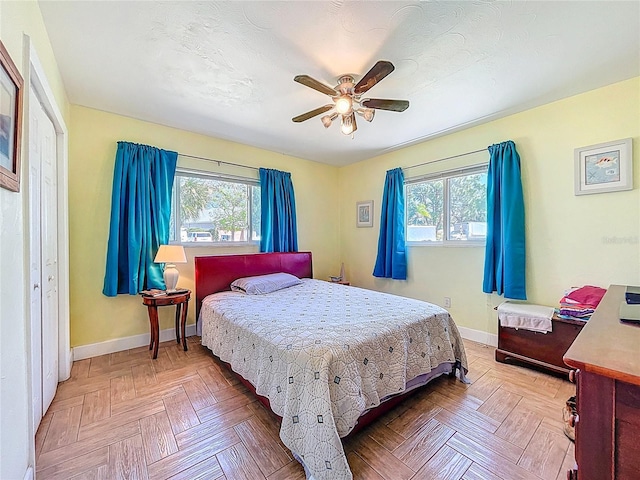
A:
[561, 285, 606, 308]
[559, 302, 598, 311]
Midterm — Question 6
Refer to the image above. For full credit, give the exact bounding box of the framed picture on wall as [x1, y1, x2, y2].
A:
[574, 138, 632, 195]
[0, 41, 24, 193]
[356, 200, 373, 227]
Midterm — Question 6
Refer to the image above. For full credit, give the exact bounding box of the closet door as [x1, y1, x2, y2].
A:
[29, 87, 59, 427]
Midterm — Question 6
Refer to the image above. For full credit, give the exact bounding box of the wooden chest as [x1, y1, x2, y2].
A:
[495, 314, 585, 377]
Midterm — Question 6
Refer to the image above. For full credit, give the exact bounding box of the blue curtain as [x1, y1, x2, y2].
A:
[103, 141, 178, 296]
[259, 168, 298, 253]
[373, 168, 407, 280]
[483, 140, 526, 300]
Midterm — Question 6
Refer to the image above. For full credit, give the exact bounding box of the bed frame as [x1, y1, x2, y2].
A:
[194, 252, 456, 436]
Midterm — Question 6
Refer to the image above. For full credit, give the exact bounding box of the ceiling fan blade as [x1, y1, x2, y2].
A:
[361, 98, 409, 112]
[353, 60, 395, 95]
[294, 75, 337, 96]
[292, 104, 334, 123]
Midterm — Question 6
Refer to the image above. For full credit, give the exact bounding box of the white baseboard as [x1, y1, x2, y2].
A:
[73, 324, 197, 360]
[457, 326, 498, 347]
[24, 466, 34, 480]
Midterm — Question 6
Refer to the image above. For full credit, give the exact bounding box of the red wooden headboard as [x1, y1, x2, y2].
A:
[194, 252, 313, 318]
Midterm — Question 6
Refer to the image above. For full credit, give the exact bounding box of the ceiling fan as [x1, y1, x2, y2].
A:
[292, 60, 409, 136]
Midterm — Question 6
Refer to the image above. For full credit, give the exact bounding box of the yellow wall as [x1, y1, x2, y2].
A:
[68, 105, 340, 347]
[0, 1, 70, 478]
[339, 77, 640, 336]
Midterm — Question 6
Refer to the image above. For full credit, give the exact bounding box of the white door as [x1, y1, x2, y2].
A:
[40, 95, 59, 414]
[29, 90, 43, 428]
[29, 87, 59, 428]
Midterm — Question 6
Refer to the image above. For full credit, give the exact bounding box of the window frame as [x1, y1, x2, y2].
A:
[170, 167, 261, 246]
[405, 164, 489, 247]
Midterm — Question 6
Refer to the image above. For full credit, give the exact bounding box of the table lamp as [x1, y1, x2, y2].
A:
[154, 245, 187, 292]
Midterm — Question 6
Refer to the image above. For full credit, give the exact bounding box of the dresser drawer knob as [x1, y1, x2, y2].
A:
[569, 414, 579, 428]
[569, 369, 579, 384]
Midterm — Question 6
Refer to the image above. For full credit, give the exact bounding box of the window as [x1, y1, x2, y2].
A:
[170, 169, 260, 244]
[406, 165, 488, 244]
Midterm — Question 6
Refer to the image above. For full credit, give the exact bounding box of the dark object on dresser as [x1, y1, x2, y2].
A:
[495, 314, 584, 377]
[564, 285, 640, 480]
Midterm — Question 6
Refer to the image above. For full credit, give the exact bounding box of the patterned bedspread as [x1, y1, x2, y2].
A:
[200, 279, 467, 480]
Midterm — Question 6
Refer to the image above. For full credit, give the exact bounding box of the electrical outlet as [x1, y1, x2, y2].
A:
[444, 297, 451, 308]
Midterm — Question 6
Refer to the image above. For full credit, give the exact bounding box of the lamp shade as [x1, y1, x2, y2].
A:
[154, 245, 187, 264]
[154, 245, 187, 291]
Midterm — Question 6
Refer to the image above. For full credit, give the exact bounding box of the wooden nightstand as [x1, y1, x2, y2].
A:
[142, 290, 190, 359]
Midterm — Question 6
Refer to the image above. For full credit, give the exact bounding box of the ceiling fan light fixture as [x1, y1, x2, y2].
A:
[340, 114, 355, 135]
[360, 108, 375, 122]
[321, 112, 338, 128]
[335, 96, 352, 114]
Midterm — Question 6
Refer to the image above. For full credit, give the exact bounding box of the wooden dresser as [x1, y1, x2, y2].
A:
[563, 285, 640, 480]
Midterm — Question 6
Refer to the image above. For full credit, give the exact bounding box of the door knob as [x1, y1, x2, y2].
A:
[33, 283, 40, 289]
[48, 275, 54, 281]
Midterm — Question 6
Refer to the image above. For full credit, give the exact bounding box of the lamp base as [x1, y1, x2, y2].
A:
[163, 264, 179, 292]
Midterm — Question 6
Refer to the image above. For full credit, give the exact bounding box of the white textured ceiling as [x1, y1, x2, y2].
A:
[39, 1, 640, 166]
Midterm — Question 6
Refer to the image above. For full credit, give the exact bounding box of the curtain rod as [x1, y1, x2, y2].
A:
[403, 148, 486, 171]
[178, 153, 259, 171]
[181, 146, 486, 172]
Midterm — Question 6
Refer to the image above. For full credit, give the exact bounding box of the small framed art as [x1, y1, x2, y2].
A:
[0, 40, 24, 193]
[356, 200, 373, 227]
[574, 138, 632, 195]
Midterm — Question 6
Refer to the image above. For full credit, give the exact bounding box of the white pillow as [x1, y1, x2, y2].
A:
[230, 272, 302, 295]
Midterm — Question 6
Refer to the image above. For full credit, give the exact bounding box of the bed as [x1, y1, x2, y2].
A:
[195, 252, 468, 480]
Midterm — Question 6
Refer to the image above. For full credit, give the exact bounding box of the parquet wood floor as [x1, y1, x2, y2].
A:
[36, 337, 576, 480]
